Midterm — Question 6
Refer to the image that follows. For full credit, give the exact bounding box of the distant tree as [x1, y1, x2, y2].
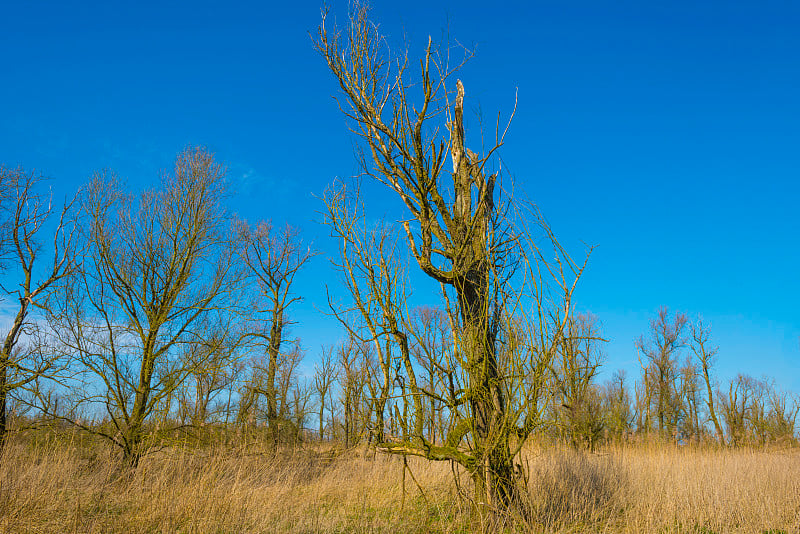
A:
[602, 370, 633, 441]
[552, 313, 605, 450]
[290, 377, 313, 440]
[633, 370, 653, 434]
[238, 344, 306, 441]
[324, 193, 400, 446]
[276, 347, 305, 423]
[766, 389, 799, 443]
[177, 317, 242, 427]
[409, 306, 452, 445]
[690, 319, 725, 443]
[636, 307, 688, 438]
[747, 377, 771, 445]
[678, 355, 702, 442]
[313, 346, 338, 440]
[237, 222, 313, 438]
[336, 336, 370, 447]
[719, 374, 752, 446]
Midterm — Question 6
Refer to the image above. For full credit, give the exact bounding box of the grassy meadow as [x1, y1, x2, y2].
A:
[0, 430, 797, 533]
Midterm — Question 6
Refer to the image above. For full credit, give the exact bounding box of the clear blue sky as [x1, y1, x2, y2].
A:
[1, 1, 798, 391]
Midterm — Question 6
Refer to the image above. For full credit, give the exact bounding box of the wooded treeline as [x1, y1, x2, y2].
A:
[1, 153, 796, 463]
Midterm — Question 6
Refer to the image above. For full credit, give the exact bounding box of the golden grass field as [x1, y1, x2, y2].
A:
[0, 432, 798, 533]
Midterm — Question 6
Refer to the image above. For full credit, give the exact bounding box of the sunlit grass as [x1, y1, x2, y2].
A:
[0, 431, 797, 533]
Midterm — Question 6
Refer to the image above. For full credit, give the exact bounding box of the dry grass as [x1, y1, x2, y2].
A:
[523, 443, 800, 533]
[0, 432, 798, 533]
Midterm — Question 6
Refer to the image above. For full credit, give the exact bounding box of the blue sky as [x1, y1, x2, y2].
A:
[1, 1, 798, 391]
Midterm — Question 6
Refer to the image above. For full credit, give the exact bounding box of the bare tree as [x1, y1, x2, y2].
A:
[678, 356, 702, 442]
[313, 346, 338, 440]
[48, 147, 238, 467]
[0, 167, 78, 448]
[739, 376, 798, 445]
[633, 369, 653, 434]
[336, 335, 370, 447]
[409, 306, 452, 445]
[290, 377, 313, 441]
[237, 344, 306, 441]
[235, 366, 259, 430]
[552, 313, 605, 450]
[277, 347, 306, 432]
[720, 374, 752, 446]
[602, 370, 632, 442]
[177, 317, 242, 427]
[324, 186, 404, 447]
[767, 389, 799, 443]
[317, 5, 588, 512]
[747, 377, 771, 445]
[636, 307, 688, 438]
[237, 222, 313, 437]
[690, 319, 725, 443]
